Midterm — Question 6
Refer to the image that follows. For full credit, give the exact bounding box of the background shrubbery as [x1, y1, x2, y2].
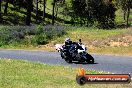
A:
[0, 26, 67, 47]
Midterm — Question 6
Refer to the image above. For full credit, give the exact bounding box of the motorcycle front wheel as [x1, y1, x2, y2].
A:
[86, 54, 94, 64]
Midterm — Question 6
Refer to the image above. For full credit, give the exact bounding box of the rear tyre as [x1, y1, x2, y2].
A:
[65, 58, 72, 63]
[86, 54, 94, 64]
[78, 59, 85, 64]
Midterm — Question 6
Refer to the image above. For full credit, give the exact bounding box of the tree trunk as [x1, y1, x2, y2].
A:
[55, 4, 58, 18]
[126, 8, 130, 27]
[18, 2, 21, 10]
[123, 10, 126, 21]
[0, 0, 1, 22]
[43, 0, 46, 21]
[4, 1, 9, 14]
[26, 0, 33, 25]
[52, 0, 55, 25]
[36, 0, 38, 22]
[26, 9, 31, 25]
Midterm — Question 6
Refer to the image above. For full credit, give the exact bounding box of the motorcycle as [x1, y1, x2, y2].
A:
[55, 41, 94, 64]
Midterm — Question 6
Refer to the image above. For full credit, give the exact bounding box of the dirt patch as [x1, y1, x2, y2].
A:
[37, 44, 56, 52]
[90, 31, 132, 47]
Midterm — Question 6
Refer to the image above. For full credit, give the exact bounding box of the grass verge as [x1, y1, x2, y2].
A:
[0, 59, 132, 88]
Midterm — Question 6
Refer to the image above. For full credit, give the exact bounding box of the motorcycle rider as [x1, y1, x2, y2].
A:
[64, 38, 83, 51]
[64, 38, 75, 57]
[64, 38, 72, 52]
[57, 38, 94, 63]
[64, 38, 81, 58]
[78, 39, 87, 51]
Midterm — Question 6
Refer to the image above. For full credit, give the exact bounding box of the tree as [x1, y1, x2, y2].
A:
[16, 0, 24, 10]
[96, 0, 116, 28]
[4, 1, 9, 14]
[25, 0, 33, 25]
[55, 2, 58, 18]
[52, 0, 56, 25]
[72, 0, 86, 25]
[125, 0, 131, 26]
[116, 0, 132, 27]
[70, 0, 116, 28]
[43, 0, 46, 21]
[0, 0, 1, 22]
[36, 0, 39, 22]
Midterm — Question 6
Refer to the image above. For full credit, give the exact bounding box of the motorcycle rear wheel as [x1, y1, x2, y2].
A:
[65, 58, 72, 63]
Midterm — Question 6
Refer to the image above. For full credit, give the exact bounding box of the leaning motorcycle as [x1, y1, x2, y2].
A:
[55, 42, 94, 64]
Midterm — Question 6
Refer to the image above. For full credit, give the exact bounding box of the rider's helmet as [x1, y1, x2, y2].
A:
[65, 38, 72, 45]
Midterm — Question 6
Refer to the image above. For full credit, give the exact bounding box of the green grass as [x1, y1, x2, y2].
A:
[115, 9, 124, 24]
[53, 27, 130, 44]
[90, 46, 132, 56]
[0, 59, 132, 88]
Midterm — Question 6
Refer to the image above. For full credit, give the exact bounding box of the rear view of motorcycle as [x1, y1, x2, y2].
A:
[55, 39, 94, 64]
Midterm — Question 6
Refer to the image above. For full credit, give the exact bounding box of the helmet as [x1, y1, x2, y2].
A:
[65, 38, 70, 42]
[65, 38, 72, 45]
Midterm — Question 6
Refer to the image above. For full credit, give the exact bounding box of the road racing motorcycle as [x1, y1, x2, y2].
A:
[55, 41, 94, 64]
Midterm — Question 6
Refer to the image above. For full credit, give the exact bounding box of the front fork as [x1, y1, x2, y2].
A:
[80, 52, 87, 60]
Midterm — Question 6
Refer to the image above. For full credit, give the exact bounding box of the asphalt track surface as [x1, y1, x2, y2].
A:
[0, 49, 132, 76]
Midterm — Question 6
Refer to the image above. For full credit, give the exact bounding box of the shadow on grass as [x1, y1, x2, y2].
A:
[2, 6, 72, 25]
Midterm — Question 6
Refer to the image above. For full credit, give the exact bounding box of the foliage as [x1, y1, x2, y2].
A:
[34, 33, 48, 45]
[115, 0, 132, 26]
[0, 26, 34, 46]
[33, 25, 48, 45]
[33, 25, 67, 45]
[70, 0, 117, 29]
[0, 26, 66, 46]
[0, 0, 131, 28]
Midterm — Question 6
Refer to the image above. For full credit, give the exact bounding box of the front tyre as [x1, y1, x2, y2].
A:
[86, 54, 94, 64]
